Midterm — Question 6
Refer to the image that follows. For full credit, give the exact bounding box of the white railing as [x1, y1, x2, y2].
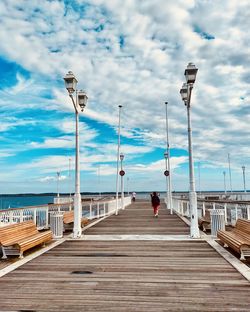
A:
[0, 196, 132, 229]
[171, 197, 250, 226]
[0, 205, 49, 229]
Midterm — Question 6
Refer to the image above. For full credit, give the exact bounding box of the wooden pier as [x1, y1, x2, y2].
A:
[0, 201, 250, 311]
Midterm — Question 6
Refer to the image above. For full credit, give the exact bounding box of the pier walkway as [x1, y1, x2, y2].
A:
[0, 201, 250, 311]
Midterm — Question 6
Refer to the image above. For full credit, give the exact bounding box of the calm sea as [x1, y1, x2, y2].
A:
[0, 192, 168, 210]
[0, 195, 55, 210]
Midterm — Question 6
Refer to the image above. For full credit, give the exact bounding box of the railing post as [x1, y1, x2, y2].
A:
[212, 202, 215, 210]
[89, 202, 92, 219]
[202, 202, 205, 216]
[20, 210, 24, 223]
[9, 211, 13, 224]
[224, 203, 227, 225]
[33, 209, 37, 226]
[247, 205, 250, 220]
[235, 204, 238, 222]
[181, 201, 184, 215]
[97, 203, 100, 218]
[45, 207, 49, 229]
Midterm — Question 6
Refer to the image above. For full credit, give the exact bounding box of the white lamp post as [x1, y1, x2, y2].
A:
[120, 153, 125, 209]
[223, 171, 227, 194]
[164, 101, 173, 214]
[56, 171, 60, 198]
[242, 166, 246, 193]
[64, 71, 88, 238]
[115, 105, 122, 215]
[180, 63, 200, 238]
[228, 153, 233, 193]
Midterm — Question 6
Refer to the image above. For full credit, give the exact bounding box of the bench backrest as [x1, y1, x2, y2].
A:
[0, 220, 38, 245]
[63, 211, 74, 223]
[235, 219, 250, 235]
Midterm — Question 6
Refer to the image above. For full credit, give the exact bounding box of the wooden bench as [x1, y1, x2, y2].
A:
[217, 218, 250, 260]
[198, 209, 211, 232]
[63, 211, 89, 231]
[0, 220, 52, 259]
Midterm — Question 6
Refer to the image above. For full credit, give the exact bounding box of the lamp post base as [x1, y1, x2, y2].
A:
[73, 193, 82, 238]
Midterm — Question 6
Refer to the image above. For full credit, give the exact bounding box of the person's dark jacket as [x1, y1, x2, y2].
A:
[151, 195, 160, 207]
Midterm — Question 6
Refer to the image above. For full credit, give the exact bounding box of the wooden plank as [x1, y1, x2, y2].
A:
[0, 201, 249, 311]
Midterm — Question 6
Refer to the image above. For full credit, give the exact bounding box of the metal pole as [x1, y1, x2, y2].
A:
[242, 166, 246, 193]
[228, 153, 232, 193]
[121, 158, 124, 209]
[223, 171, 227, 194]
[56, 172, 60, 198]
[73, 100, 82, 238]
[165, 102, 173, 214]
[98, 165, 101, 196]
[115, 105, 122, 215]
[164, 153, 168, 201]
[186, 85, 199, 238]
[68, 158, 71, 198]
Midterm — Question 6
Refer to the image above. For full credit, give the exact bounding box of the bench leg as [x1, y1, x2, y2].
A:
[42, 242, 46, 247]
[240, 248, 246, 260]
[202, 226, 206, 232]
[1, 247, 7, 259]
[19, 252, 23, 259]
[223, 243, 228, 248]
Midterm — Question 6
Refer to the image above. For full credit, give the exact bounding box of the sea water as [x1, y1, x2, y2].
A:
[0, 195, 55, 210]
[0, 192, 168, 210]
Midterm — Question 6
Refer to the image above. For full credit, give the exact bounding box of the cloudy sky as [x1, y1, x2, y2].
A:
[0, 0, 249, 194]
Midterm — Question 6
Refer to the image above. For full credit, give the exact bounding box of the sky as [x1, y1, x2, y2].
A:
[0, 0, 249, 194]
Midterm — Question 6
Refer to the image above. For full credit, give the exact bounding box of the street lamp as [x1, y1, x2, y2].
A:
[115, 105, 122, 215]
[120, 153, 125, 209]
[242, 166, 246, 193]
[223, 171, 227, 194]
[180, 63, 200, 238]
[228, 153, 233, 193]
[56, 171, 60, 198]
[64, 71, 88, 238]
[164, 102, 173, 214]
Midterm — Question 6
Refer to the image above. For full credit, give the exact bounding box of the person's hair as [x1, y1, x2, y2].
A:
[153, 192, 157, 196]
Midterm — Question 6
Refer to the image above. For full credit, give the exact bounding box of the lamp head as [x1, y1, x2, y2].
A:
[120, 153, 124, 161]
[164, 152, 168, 159]
[77, 90, 88, 111]
[63, 71, 78, 94]
[180, 83, 188, 104]
[184, 63, 198, 84]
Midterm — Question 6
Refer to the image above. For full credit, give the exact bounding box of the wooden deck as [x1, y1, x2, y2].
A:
[0, 201, 250, 311]
[84, 200, 190, 235]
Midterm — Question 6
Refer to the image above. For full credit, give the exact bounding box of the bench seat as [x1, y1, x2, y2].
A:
[0, 220, 52, 259]
[217, 219, 250, 260]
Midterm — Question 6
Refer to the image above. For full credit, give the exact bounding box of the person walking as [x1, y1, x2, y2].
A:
[151, 192, 160, 217]
[132, 192, 136, 202]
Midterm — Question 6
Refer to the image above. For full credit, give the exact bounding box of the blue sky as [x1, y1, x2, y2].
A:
[0, 0, 249, 194]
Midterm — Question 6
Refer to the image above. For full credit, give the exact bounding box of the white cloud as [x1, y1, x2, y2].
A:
[39, 174, 67, 182]
[0, 0, 249, 192]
